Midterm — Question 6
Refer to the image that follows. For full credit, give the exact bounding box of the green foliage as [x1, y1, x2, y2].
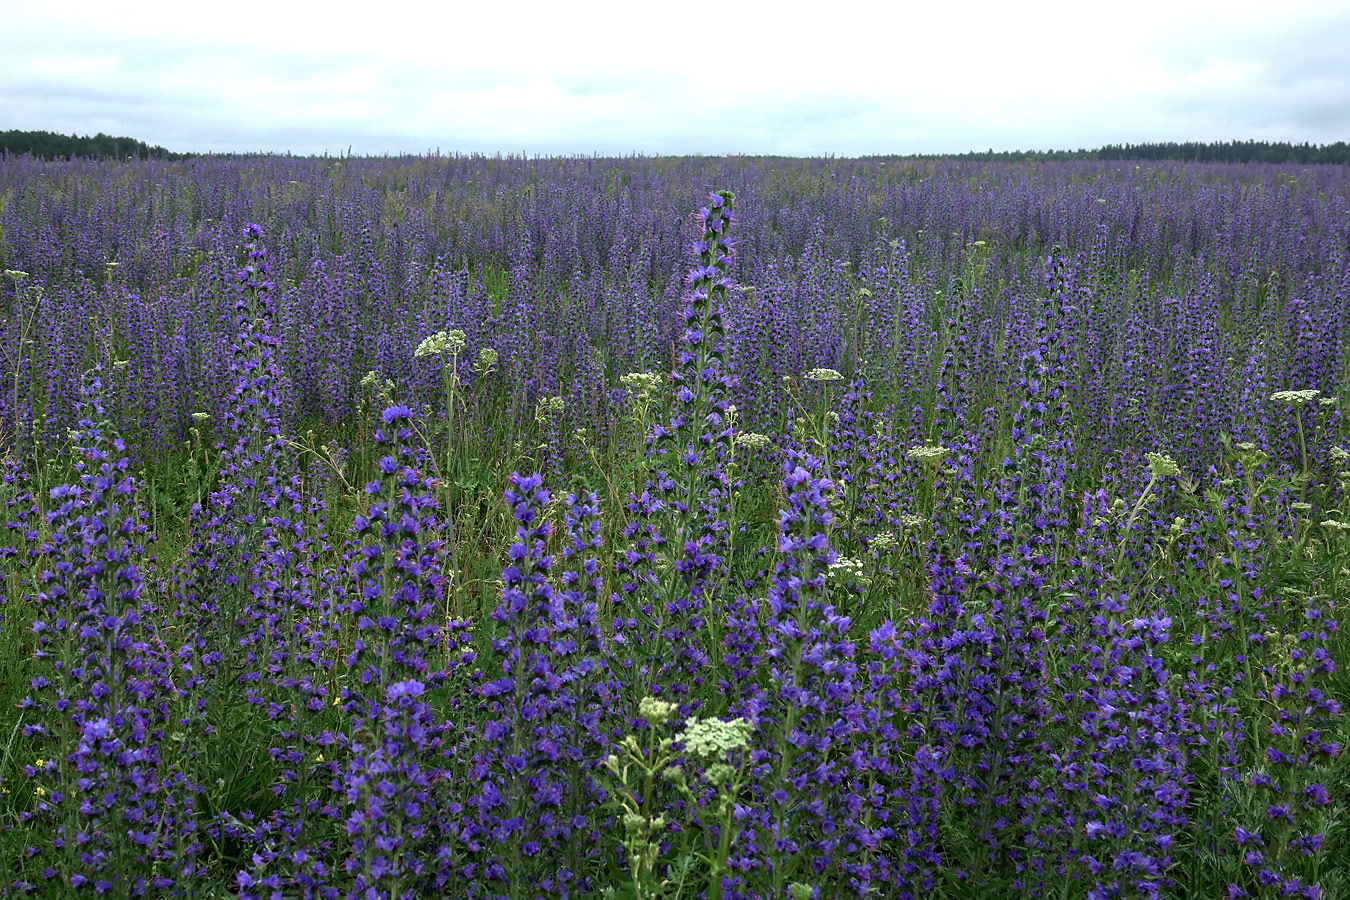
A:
[0, 130, 186, 161]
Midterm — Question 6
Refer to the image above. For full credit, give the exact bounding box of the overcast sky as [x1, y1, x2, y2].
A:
[3, 0, 1347, 157]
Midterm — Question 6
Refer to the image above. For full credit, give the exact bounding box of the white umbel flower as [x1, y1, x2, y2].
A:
[1269, 389, 1320, 407]
[676, 716, 753, 759]
[415, 328, 467, 358]
[1145, 451, 1181, 479]
[804, 368, 843, 382]
[907, 444, 951, 463]
[735, 432, 772, 450]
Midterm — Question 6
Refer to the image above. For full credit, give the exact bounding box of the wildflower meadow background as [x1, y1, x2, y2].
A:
[0, 153, 1347, 899]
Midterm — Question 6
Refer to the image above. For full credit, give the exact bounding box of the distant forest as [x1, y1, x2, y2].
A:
[4, 129, 1350, 165]
[1, 130, 186, 161]
[922, 140, 1350, 165]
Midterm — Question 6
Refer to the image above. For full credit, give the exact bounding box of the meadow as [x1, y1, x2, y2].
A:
[0, 152, 1346, 899]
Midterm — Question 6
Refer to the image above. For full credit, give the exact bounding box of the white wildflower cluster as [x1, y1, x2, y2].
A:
[675, 716, 753, 759]
[1269, 389, 1321, 407]
[415, 328, 467, 359]
[1320, 519, 1350, 533]
[620, 371, 663, 398]
[829, 556, 870, 585]
[191, 412, 211, 423]
[1331, 447, 1349, 465]
[907, 444, 951, 463]
[869, 531, 898, 551]
[474, 347, 498, 374]
[897, 514, 926, 530]
[4, 269, 29, 283]
[360, 370, 394, 396]
[638, 696, 678, 728]
[535, 395, 566, 422]
[804, 368, 843, 382]
[735, 432, 772, 451]
[1145, 451, 1181, 479]
[1291, 502, 1313, 514]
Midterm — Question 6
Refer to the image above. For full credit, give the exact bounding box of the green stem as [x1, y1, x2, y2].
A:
[1295, 411, 1309, 503]
[1114, 474, 1158, 573]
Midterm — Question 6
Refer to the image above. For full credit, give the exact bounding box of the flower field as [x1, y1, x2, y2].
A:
[0, 153, 1347, 898]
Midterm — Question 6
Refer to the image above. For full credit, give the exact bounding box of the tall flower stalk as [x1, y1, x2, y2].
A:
[759, 449, 858, 895]
[624, 190, 737, 708]
[338, 404, 449, 900]
[469, 472, 577, 899]
[20, 369, 189, 897]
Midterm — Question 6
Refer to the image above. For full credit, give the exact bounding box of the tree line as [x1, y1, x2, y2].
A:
[5, 130, 1350, 165]
[930, 140, 1350, 166]
[1, 130, 186, 161]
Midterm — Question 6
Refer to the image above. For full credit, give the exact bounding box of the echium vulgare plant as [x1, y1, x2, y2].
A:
[1073, 611, 1189, 900]
[215, 223, 289, 559]
[1228, 597, 1341, 900]
[755, 449, 861, 897]
[467, 472, 585, 899]
[263, 491, 340, 787]
[907, 260, 1079, 897]
[619, 190, 737, 709]
[1, 453, 41, 612]
[19, 368, 194, 897]
[180, 223, 290, 689]
[966, 258, 1081, 888]
[331, 404, 456, 900]
[553, 488, 614, 872]
[848, 619, 943, 900]
[229, 470, 343, 900]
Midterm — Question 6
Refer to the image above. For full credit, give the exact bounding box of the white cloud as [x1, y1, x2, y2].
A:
[2, 0, 1347, 155]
